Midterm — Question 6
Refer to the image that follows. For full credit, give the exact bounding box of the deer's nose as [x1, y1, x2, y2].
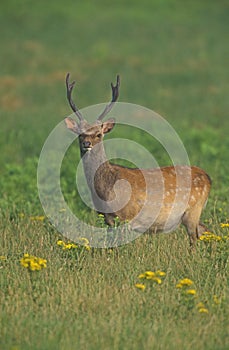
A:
[83, 141, 92, 148]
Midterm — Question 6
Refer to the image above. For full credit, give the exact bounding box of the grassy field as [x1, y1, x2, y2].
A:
[0, 1, 229, 349]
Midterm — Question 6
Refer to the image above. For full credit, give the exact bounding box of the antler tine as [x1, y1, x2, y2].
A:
[66, 73, 83, 121]
[97, 75, 120, 121]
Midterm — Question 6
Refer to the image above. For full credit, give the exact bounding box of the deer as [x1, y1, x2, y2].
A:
[64, 73, 211, 247]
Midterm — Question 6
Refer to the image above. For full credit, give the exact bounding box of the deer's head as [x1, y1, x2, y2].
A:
[64, 73, 120, 155]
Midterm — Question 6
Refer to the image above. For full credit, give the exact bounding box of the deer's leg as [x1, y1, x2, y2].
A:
[182, 206, 203, 247]
[104, 213, 116, 227]
[197, 222, 209, 237]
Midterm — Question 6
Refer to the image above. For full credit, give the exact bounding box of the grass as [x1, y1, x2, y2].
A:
[0, 0, 229, 349]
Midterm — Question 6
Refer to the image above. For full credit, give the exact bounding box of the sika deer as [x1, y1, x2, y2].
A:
[64, 73, 211, 247]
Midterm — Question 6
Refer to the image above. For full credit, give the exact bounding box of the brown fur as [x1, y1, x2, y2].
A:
[65, 119, 211, 246]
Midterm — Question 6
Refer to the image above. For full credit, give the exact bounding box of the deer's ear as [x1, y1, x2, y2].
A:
[64, 117, 80, 134]
[102, 118, 115, 134]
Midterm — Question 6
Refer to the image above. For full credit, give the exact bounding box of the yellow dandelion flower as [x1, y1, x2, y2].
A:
[212, 234, 221, 241]
[151, 277, 162, 284]
[20, 260, 29, 268]
[135, 283, 146, 291]
[220, 223, 229, 228]
[79, 237, 90, 245]
[138, 271, 164, 283]
[199, 236, 207, 241]
[176, 283, 183, 289]
[57, 240, 78, 250]
[144, 271, 155, 278]
[30, 261, 40, 271]
[213, 295, 221, 305]
[213, 235, 222, 241]
[30, 215, 46, 221]
[20, 254, 47, 271]
[198, 308, 209, 314]
[186, 289, 197, 295]
[62, 243, 68, 249]
[80, 237, 91, 250]
[79, 237, 91, 250]
[197, 302, 205, 309]
[196, 301, 205, 308]
[200, 233, 222, 242]
[0, 256, 7, 260]
[63, 243, 78, 250]
[178, 278, 193, 287]
[38, 258, 47, 267]
[155, 270, 166, 276]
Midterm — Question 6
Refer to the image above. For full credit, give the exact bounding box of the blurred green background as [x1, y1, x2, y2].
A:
[1, 0, 228, 212]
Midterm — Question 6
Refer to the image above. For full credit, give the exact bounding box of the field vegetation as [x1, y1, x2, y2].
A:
[0, 1, 228, 349]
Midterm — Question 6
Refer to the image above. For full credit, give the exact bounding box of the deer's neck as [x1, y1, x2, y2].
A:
[81, 143, 115, 194]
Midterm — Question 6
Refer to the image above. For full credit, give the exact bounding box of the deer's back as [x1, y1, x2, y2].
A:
[105, 164, 211, 232]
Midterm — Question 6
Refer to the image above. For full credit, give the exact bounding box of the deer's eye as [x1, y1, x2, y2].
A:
[96, 133, 102, 139]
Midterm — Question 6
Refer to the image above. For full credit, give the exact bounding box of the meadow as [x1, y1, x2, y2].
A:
[0, 1, 228, 349]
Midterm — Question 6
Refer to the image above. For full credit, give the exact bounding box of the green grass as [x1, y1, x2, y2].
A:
[0, 0, 229, 349]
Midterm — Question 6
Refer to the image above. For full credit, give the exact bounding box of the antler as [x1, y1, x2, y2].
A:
[66, 73, 83, 121]
[97, 75, 120, 121]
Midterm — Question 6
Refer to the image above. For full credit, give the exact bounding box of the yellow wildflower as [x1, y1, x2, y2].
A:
[145, 271, 156, 279]
[155, 270, 166, 276]
[135, 283, 146, 291]
[151, 277, 162, 284]
[198, 308, 209, 314]
[64, 244, 72, 249]
[57, 238, 91, 250]
[0, 256, 7, 260]
[79, 237, 90, 245]
[186, 289, 197, 295]
[213, 295, 221, 305]
[177, 278, 193, 287]
[30, 215, 46, 221]
[57, 240, 78, 250]
[20, 254, 47, 271]
[220, 223, 229, 228]
[199, 232, 221, 242]
[64, 243, 77, 250]
[79, 237, 91, 250]
[196, 302, 205, 309]
[197, 302, 208, 314]
[138, 270, 165, 283]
